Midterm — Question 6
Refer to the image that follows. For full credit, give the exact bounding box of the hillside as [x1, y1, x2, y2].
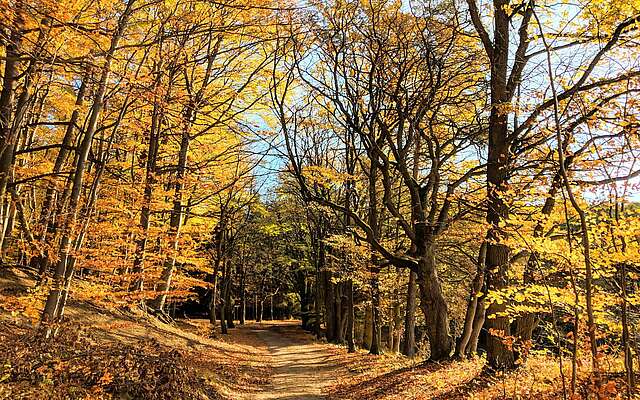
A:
[1, 268, 632, 399]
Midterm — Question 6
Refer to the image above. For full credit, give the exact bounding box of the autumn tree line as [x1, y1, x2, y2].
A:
[0, 0, 275, 329]
[1, 0, 639, 397]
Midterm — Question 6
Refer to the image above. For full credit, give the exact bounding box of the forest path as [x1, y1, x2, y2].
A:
[240, 321, 345, 400]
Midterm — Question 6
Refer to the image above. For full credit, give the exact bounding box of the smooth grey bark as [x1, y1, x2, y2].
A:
[153, 124, 190, 311]
[367, 155, 382, 355]
[391, 285, 401, 353]
[346, 280, 355, 352]
[239, 263, 246, 325]
[34, 76, 87, 277]
[402, 271, 418, 356]
[457, 241, 487, 357]
[130, 65, 162, 292]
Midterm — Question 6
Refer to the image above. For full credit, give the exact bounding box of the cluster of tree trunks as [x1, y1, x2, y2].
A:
[0, 0, 269, 335]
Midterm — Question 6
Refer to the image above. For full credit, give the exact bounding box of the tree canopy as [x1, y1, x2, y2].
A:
[0, 0, 639, 398]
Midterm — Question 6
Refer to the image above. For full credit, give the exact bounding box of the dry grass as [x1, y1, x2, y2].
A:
[0, 268, 271, 400]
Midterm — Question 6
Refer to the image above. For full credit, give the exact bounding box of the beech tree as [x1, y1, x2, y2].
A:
[272, 0, 488, 359]
[464, 0, 640, 369]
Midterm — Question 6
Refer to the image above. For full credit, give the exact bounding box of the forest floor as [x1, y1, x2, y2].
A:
[0, 267, 622, 399]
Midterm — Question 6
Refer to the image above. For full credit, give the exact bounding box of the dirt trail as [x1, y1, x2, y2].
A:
[241, 322, 344, 400]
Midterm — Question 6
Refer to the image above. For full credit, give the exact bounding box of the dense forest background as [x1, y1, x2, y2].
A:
[0, 0, 639, 398]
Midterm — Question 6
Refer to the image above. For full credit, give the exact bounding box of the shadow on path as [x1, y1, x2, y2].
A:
[247, 323, 343, 400]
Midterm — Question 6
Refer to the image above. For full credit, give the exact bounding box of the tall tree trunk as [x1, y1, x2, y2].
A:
[402, 134, 422, 357]
[402, 271, 418, 356]
[0, 200, 16, 258]
[41, 0, 135, 328]
[347, 279, 355, 353]
[391, 285, 402, 354]
[457, 241, 487, 357]
[1, 20, 53, 255]
[0, 13, 47, 252]
[208, 225, 224, 326]
[33, 76, 87, 278]
[226, 290, 234, 329]
[484, 243, 514, 369]
[220, 284, 228, 334]
[219, 257, 231, 334]
[482, 0, 515, 370]
[225, 259, 235, 329]
[254, 293, 258, 322]
[363, 303, 372, 350]
[0, 6, 23, 220]
[153, 120, 190, 311]
[468, 291, 487, 355]
[369, 271, 382, 355]
[335, 284, 345, 343]
[269, 293, 273, 320]
[313, 245, 322, 338]
[415, 239, 453, 360]
[324, 270, 336, 341]
[367, 152, 382, 355]
[129, 70, 162, 292]
[209, 273, 218, 325]
[56, 137, 112, 321]
[239, 264, 246, 325]
[299, 272, 309, 330]
[344, 128, 356, 352]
